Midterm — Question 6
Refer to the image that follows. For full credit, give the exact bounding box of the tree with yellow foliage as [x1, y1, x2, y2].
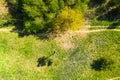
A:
[53, 6, 84, 32]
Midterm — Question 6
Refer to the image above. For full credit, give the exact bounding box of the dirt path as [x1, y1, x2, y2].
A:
[54, 28, 120, 51]
[0, 28, 120, 32]
[75, 29, 120, 33]
[0, 28, 12, 32]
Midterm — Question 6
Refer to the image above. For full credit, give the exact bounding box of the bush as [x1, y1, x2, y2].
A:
[53, 6, 84, 32]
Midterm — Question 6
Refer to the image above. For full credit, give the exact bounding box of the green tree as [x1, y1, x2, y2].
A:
[8, 0, 89, 33]
[22, 0, 60, 32]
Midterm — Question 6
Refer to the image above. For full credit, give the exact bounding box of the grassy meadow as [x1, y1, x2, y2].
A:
[0, 27, 67, 80]
[1, 0, 120, 80]
[0, 27, 120, 80]
[55, 31, 120, 80]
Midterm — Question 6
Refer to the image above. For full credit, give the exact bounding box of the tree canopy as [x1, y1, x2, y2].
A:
[7, 0, 120, 33]
[8, 0, 89, 33]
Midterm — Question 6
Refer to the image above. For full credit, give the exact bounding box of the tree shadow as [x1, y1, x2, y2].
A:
[91, 58, 106, 71]
[88, 0, 106, 8]
[91, 57, 114, 71]
[5, 0, 23, 30]
[36, 31, 58, 40]
[88, 0, 120, 29]
[97, 7, 120, 22]
[37, 56, 53, 67]
[10, 28, 58, 40]
[96, 6, 120, 29]
[108, 21, 120, 29]
[37, 50, 56, 67]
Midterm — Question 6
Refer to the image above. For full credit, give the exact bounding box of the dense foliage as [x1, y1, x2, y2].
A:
[88, 0, 120, 22]
[54, 6, 84, 32]
[22, 0, 60, 32]
[8, 0, 89, 33]
[8, 0, 120, 32]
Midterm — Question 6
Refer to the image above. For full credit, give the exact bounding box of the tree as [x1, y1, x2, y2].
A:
[22, 0, 60, 32]
[8, 0, 89, 33]
[53, 6, 84, 32]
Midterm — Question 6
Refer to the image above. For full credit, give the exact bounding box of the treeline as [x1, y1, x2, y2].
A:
[7, 0, 120, 32]
[8, 0, 89, 33]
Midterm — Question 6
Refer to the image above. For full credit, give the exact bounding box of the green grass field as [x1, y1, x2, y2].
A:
[1, 0, 120, 80]
[0, 27, 120, 80]
[55, 31, 120, 80]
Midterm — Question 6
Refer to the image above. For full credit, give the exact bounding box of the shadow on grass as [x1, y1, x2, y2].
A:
[37, 56, 53, 67]
[91, 57, 115, 71]
[88, 0, 106, 8]
[88, 0, 120, 29]
[95, 6, 120, 29]
[5, 0, 24, 30]
[91, 58, 105, 71]
[10, 28, 58, 40]
[37, 50, 56, 67]
[108, 21, 120, 29]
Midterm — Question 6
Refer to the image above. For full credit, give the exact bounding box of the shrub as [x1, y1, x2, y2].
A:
[53, 6, 84, 32]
